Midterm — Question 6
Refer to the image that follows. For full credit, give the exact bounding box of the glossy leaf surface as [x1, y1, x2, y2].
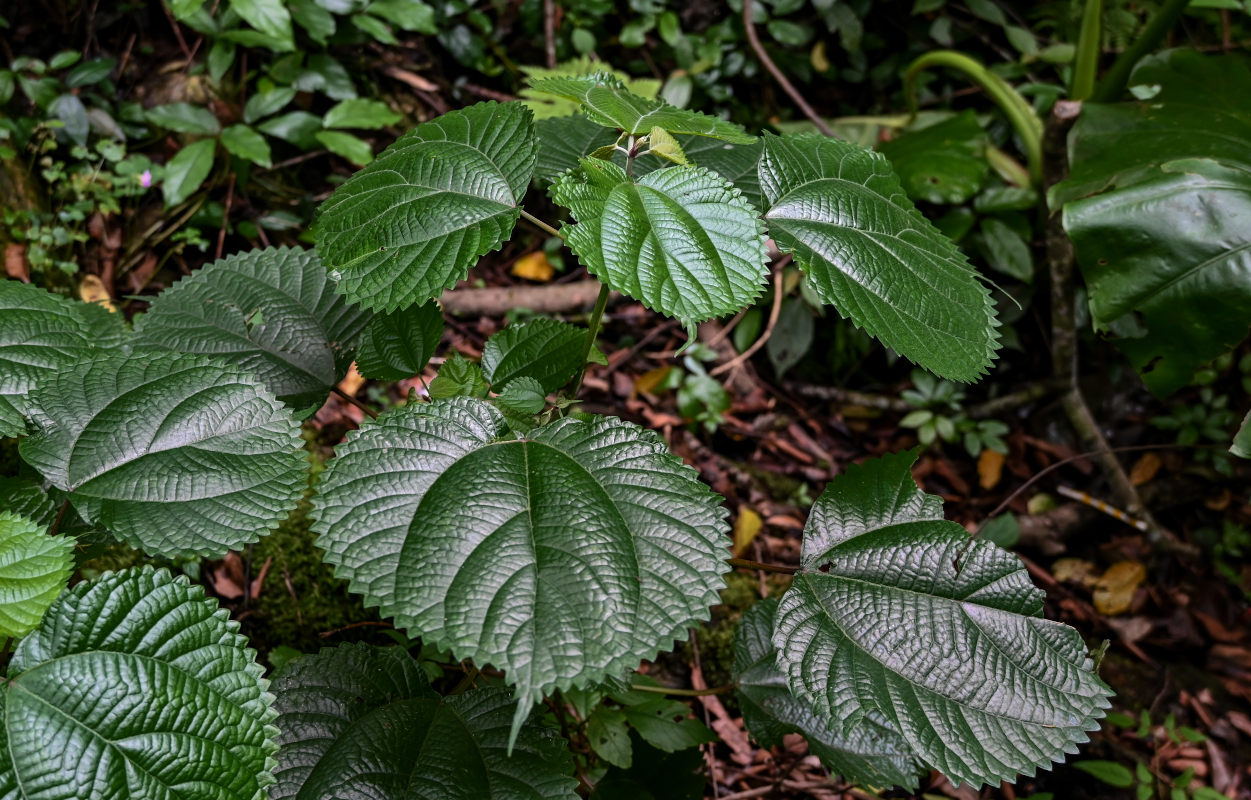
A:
[480, 317, 586, 393]
[878, 112, 988, 205]
[353, 300, 444, 381]
[0, 512, 73, 638]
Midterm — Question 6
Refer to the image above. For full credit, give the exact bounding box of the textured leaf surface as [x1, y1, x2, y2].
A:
[878, 112, 988, 205]
[480, 317, 586, 393]
[353, 300, 443, 381]
[315, 101, 537, 311]
[312, 398, 728, 735]
[135, 246, 370, 409]
[734, 598, 923, 789]
[0, 512, 73, 638]
[554, 158, 768, 324]
[772, 451, 1112, 787]
[270, 643, 578, 799]
[528, 73, 755, 143]
[0, 282, 94, 437]
[760, 133, 999, 381]
[1055, 51, 1251, 396]
[19, 351, 307, 558]
[0, 567, 277, 800]
[536, 114, 618, 184]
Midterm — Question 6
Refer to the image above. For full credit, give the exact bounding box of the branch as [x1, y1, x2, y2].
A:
[438, 279, 610, 316]
[741, 0, 834, 137]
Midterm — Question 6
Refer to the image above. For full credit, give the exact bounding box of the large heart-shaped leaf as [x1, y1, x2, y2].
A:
[134, 246, 370, 410]
[312, 398, 728, 740]
[528, 73, 755, 144]
[0, 512, 73, 638]
[0, 567, 277, 800]
[481, 317, 586, 393]
[353, 300, 444, 382]
[270, 643, 578, 799]
[19, 351, 307, 558]
[553, 158, 768, 324]
[759, 133, 1000, 382]
[315, 101, 537, 312]
[734, 597, 923, 790]
[772, 451, 1112, 787]
[1054, 50, 1251, 396]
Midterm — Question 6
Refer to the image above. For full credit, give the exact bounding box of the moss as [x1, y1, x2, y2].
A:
[682, 572, 791, 700]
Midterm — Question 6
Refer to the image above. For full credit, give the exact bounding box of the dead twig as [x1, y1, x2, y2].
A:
[741, 0, 833, 137]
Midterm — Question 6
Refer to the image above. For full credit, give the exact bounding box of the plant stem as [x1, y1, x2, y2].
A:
[1091, 0, 1192, 102]
[628, 682, 736, 697]
[332, 386, 378, 419]
[570, 281, 611, 398]
[519, 209, 563, 240]
[48, 499, 71, 537]
[726, 557, 797, 575]
[1070, 0, 1103, 100]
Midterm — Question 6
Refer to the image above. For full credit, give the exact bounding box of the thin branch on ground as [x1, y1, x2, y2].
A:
[740, 0, 833, 137]
[711, 261, 786, 377]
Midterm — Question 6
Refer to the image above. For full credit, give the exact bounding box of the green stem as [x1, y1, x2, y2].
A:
[570, 281, 611, 398]
[519, 209, 564, 240]
[904, 50, 1043, 185]
[628, 683, 736, 697]
[1070, 0, 1103, 100]
[1091, 0, 1191, 102]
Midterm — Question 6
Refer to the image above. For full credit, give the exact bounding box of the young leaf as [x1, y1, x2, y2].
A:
[315, 101, 537, 312]
[771, 450, 1112, 787]
[311, 398, 729, 743]
[734, 597, 924, 790]
[759, 133, 1000, 382]
[270, 643, 578, 799]
[0, 511, 73, 638]
[428, 352, 488, 398]
[353, 300, 444, 381]
[480, 317, 587, 393]
[163, 138, 217, 207]
[0, 567, 277, 799]
[0, 282, 94, 437]
[133, 246, 370, 410]
[19, 351, 307, 559]
[528, 73, 755, 144]
[553, 158, 768, 325]
[496, 376, 547, 415]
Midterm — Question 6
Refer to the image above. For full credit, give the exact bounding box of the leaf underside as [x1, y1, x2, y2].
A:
[759, 133, 1000, 382]
[0, 512, 74, 638]
[772, 451, 1112, 787]
[315, 101, 538, 312]
[19, 351, 307, 559]
[480, 317, 587, 394]
[134, 246, 370, 409]
[312, 397, 729, 741]
[0, 567, 277, 800]
[270, 643, 579, 799]
[353, 300, 444, 381]
[553, 158, 768, 325]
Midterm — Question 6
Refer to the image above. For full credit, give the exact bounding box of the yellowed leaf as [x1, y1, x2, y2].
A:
[732, 507, 763, 557]
[1130, 452, 1161, 486]
[1094, 561, 1147, 616]
[810, 40, 830, 73]
[1052, 558, 1099, 588]
[977, 449, 1004, 490]
[632, 365, 671, 397]
[510, 251, 553, 282]
[338, 362, 366, 397]
[78, 274, 115, 311]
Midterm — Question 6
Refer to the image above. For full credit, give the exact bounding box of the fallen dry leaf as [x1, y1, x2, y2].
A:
[633, 365, 671, 397]
[977, 448, 1004, 489]
[4, 243, 29, 282]
[1130, 452, 1162, 486]
[79, 274, 116, 311]
[338, 362, 366, 397]
[733, 507, 763, 557]
[1094, 561, 1147, 616]
[1053, 557, 1100, 588]
[510, 251, 553, 282]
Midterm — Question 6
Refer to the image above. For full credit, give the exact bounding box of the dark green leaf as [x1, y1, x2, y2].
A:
[258, 110, 323, 150]
[878, 112, 988, 205]
[351, 13, 396, 44]
[290, 0, 336, 43]
[589, 735, 705, 800]
[535, 113, 619, 184]
[766, 297, 813, 378]
[0, 512, 73, 638]
[588, 706, 633, 767]
[1074, 760, 1135, 788]
[229, 0, 295, 50]
[977, 217, 1033, 282]
[428, 353, 488, 398]
[354, 300, 443, 381]
[49, 94, 88, 146]
[162, 138, 217, 207]
[145, 102, 221, 135]
[314, 130, 374, 166]
[243, 87, 296, 123]
[64, 58, 114, 89]
[496, 376, 547, 415]
[221, 123, 273, 167]
[367, 0, 436, 33]
[480, 317, 587, 394]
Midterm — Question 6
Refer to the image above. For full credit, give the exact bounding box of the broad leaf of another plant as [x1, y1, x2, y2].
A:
[353, 300, 443, 381]
[528, 73, 755, 144]
[0, 512, 73, 638]
[134, 246, 370, 409]
[1233, 411, 1251, 459]
[270, 643, 578, 799]
[481, 317, 586, 393]
[759, 133, 1000, 382]
[553, 158, 768, 325]
[316, 101, 537, 312]
[19, 351, 307, 558]
[734, 597, 924, 790]
[312, 398, 728, 742]
[878, 111, 989, 205]
[1055, 50, 1251, 397]
[772, 451, 1112, 787]
[0, 567, 277, 800]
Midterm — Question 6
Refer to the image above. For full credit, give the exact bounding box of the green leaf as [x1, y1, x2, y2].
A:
[163, 138, 217, 207]
[19, 351, 307, 558]
[678, 136, 764, 210]
[145, 102, 221, 134]
[259, 111, 323, 150]
[270, 643, 578, 799]
[496, 376, 547, 415]
[590, 736, 705, 800]
[314, 130, 374, 166]
[428, 352, 488, 398]
[878, 112, 989, 205]
[528, 73, 756, 144]
[64, 57, 114, 89]
[766, 297, 813, 378]
[243, 87, 296, 123]
[759, 133, 1000, 382]
[353, 300, 443, 381]
[229, 0, 295, 50]
[366, 0, 436, 33]
[170, 0, 207, 18]
[647, 126, 688, 165]
[311, 398, 729, 742]
[0, 282, 94, 437]
[49, 93, 89, 146]
[323, 97, 402, 130]
[133, 246, 370, 409]
[977, 217, 1034, 282]
[553, 158, 768, 324]
[221, 123, 273, 167]
[1233, 411, 1250, 459]
[1055, 50, 1251, 397]
[734, 597, 924, 789]
[0, 567, 277, 798]
[771, 451, 1112, 787]
[535, 113, 620, 184]
[351, 12, 396, 44]
[316, 101, 537, 312]
[0, 478, 59, 528]
[289, 0, 336, 43]
[1073, 760, 1135, 788]
[480, 317, 587, 394]
[0, 512, 73, 638]
[588, 706, 634, 767]
[610, 681, 716, 754]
